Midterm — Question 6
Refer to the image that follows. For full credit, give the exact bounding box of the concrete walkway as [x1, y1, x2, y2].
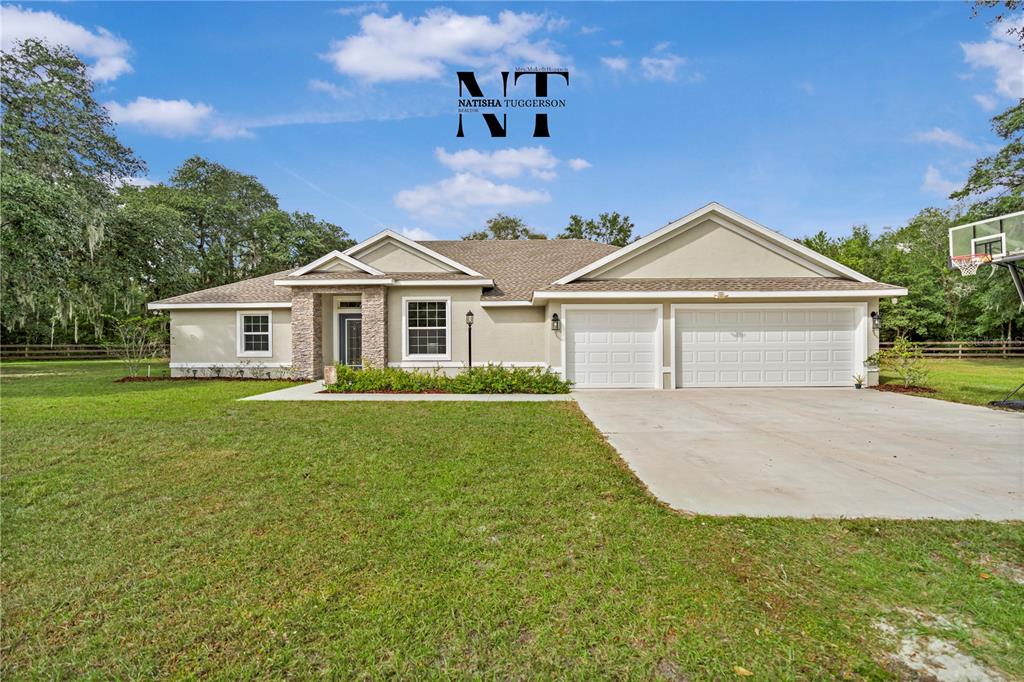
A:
[241, 381, 573, 402]
[574, 388, 1023, 520]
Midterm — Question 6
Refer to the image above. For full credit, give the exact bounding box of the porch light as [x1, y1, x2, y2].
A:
[465, 310, 474, 327]
[870, 310, 882, 330]
[551, 313, 561, 331]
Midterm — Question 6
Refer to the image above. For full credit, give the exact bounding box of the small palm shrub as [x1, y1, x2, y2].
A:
[327, 364, 571, 394]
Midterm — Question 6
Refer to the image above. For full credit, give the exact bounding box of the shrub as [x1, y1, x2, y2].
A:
[867, 336, 929, 388]
[326, 363, 572, 394]
[449, 365, 571, 394]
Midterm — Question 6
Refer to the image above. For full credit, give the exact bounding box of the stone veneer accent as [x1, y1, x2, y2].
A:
[291, 285, 388, 380]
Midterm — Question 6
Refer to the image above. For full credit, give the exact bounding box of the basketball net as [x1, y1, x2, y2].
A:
[951, 253, 992, 276]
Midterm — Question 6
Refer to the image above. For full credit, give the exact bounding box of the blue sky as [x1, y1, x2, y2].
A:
[3, 2, 1022, 242]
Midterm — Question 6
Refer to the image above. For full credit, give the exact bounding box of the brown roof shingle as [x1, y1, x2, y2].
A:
[150, 241, 900, 307]
[423, 239, 620, 301]
[539, 277, 905, 292]
[151, 270, 294, 305]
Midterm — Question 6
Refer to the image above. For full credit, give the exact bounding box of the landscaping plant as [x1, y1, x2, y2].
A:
[868, 336, 930, 388]
[327, 363, 572, 394]
[102, 315, 167, 378]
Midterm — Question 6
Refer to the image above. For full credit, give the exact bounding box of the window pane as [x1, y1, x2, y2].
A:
[244, 334, 269, 352]
[408, 329, 446, 355]
[243, 314, 269, 333]
[408, 301, 446, 328]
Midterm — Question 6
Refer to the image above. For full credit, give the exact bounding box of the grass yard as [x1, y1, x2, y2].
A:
[2, 361, 1022, 679]
[879, 357, 1024, 406]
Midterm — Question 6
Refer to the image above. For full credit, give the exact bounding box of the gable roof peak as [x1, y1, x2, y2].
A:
[551, 202, 875, 285]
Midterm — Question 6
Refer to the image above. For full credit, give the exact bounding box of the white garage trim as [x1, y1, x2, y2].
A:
[561, 304, 663, 389]
[670, 303, 868, 388]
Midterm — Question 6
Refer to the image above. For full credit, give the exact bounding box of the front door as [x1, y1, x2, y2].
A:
[339, 313, 362, 367]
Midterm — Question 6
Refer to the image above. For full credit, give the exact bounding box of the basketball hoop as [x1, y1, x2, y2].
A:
[951, 253, 992, 276]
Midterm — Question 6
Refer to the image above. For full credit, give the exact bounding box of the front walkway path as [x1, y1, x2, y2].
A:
[241, 381, 573, 402]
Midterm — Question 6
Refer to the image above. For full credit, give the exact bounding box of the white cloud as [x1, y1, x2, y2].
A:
[579, 25, 601, 35]
[973, 93, 998, 111]
[112, 176, 157, 189]
[0, 5, 132, 81]
[322, 8, 567, 82]
[912, 127, 977, 150]
[568, 158, 592, 171]
[608, 39, 623, 47]
[334, 3, 388, 16]
[921, 165, 960, 197]
[436, 146, 559, 179]
[308, 79, 351, 99]
[961, 14, 1024, 97]
[641, 53, 700, 82]
[400, 227, 438, 241]
[796, 81, 815, 95]
[601, 56, 629, 72]
[105, 97, 250, 139]
[395, 172, 550, 220]
[652, 41, 671, 52]
[546, 17, 570, 32]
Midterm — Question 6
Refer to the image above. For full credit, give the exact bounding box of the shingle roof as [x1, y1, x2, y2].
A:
[538, 277, 906, 292]
[150, 241, 900, 307]
[152, 270, 295, 305]
[275, 271, 480, 282]
[423, 239, 620, 301]
[149, 270, 490, 305]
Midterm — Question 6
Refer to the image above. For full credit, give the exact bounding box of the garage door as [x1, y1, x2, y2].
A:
[566, 308, 660, 388]
[676, 306, 859, 387]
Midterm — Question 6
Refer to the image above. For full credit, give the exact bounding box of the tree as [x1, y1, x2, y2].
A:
[951, 100, 1023, 203]
[103, 315, 168, 378]
[462, 213, 546, 240]
[558, 212, 636, 246]
[971, 1, 1024, 47]
[1, 39, 146, 340]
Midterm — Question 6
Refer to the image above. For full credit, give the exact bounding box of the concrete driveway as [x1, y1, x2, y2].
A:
[574, 389, 1023, 520]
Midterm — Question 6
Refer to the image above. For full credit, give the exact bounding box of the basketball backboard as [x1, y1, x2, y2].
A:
[948, 210, 1024, 303]
[948, 210, 1024, 263]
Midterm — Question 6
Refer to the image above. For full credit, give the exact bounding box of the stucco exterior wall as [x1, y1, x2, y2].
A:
[356, 241, 455, 273]
[386, 287, 546, 367]
[593, 219, 822, 279]
[169, 309, 292, 375]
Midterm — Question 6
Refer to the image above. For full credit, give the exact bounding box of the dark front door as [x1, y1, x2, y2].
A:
[339, 314, 362, 367]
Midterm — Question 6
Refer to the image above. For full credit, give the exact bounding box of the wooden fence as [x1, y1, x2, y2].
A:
[0, 344, 169, 361]
[879, 340, 1024, 359]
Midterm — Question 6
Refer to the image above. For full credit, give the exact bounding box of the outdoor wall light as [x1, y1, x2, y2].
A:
[870, 310, 882, 330]
[465, 310, 474, 327]
[551, 313, 561, 331]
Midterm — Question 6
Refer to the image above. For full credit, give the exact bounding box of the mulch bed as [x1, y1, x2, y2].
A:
[871, 383, 938, 395]
[117, 376, 302, 383]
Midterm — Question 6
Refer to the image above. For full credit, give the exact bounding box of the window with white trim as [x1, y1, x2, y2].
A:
[237, 311, 272, 357]
[405, 298, 449, 359]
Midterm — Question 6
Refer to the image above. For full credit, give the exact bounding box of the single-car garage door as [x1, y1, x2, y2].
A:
[676, 305, 860, 387]
[566, 307, 660, 388]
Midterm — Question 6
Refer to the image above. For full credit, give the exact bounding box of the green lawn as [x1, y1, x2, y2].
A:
[879, 358, 1024, 406]
[2, 361, 1022, 679]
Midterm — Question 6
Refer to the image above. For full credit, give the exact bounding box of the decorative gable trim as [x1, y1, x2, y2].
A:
[345, 229, 484, 277]
[553, 202, 874, 285]
[289, 250, 384, 277]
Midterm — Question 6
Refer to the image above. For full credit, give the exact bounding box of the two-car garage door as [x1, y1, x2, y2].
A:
[676, 307, 858, 387]
[565, 305, 861, 388]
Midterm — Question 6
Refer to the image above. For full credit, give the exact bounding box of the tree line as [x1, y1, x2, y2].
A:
[2, 38, 1022, 344]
